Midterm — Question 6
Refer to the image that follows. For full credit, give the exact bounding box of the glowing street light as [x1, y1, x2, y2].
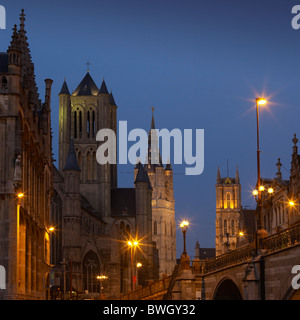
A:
[17, 193, 24, 198]
[127, 239, 140, 291]
[268, 187, 274, 194]
[96, 275, 108, 299]
[180, 220, 189, 254]
[254, 97, 269, 249]
[49, 226, 55, 232]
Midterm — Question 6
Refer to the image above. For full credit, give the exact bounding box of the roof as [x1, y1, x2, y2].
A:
[111, 188, 136, 217]
[98, 79, 109, 94]
[59, 80, 70, 95]
[109, 92, 117, 105]
[0, 53, 8, 73]
[135, 164, 152, 188]
[63, 139, 80, 171]
[73, 72, 99, 96]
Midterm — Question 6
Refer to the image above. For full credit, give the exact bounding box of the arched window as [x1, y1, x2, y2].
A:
[227, 193, 231, 209]
[92, 111, 96, 138]
[231, 220, 235, 235]
[87, 110, 90, 138]
[82, 251, 100, 294]
[154, 221, 157, 235]
[224, 219, 227, 235]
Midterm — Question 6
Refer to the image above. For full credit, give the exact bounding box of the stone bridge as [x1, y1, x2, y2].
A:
[121, 223, 300, 300]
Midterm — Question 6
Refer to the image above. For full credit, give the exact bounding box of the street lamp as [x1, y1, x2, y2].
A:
[127, 240, 139, 291]
[96, 275, 108, 299]
[255, 97, 268, 250]
[180, 220, 189, 254]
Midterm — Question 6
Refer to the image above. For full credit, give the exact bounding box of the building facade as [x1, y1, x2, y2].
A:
[0, 11, 53, 299]
[51, 73, 176, 298]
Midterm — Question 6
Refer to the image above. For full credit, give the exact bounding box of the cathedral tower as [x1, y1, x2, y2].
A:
[215, 166, 241, 256]
[144, 110, 176, 276]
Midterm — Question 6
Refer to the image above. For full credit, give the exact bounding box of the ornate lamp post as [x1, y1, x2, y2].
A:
[180, 220, 190, 269]
[127, 240, 138, 291]
[254, 97, 268, 250]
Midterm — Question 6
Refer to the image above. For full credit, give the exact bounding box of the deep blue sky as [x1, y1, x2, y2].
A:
[1, 0, 300, 258]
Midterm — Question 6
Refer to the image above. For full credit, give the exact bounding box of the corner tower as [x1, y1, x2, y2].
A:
[215, 166, 241, 256]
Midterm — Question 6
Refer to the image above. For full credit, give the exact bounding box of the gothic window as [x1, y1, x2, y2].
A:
[87, 111, 90, 138]
[73, 108, 83, 139]
[92, 111, 96, 138]
[224, 219, 227, 235]
[73, 111, 77, 138]
[231, 220, 235, 235]
[82, 251, 100, 294]
[154, 221, 157, 235]
[226, 193, 231, 209]
[93, 151, 97, 180]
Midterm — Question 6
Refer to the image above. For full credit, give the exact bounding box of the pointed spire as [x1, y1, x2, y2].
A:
[217, 166, 221, 183]
[59, 79, 70, 95]
[293, 133, 298, 155]
[135, 163, 152, 188]
[63, 139, 80, 171]
[151, 107, 155, 129]
[235, 166, 240, 183]
[276, 158, 282, 180]
[8, 24, 21, 52]
[73, 72, 99, 96]
[19, 9, 26, 33]
[109, 91, 117, 106]
[98, 78, 109, 95]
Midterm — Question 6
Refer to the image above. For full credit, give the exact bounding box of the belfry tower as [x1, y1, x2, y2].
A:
[215, 166, 242, 256]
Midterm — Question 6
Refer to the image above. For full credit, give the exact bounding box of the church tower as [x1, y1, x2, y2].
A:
[144, 110, 176, 276]
[58, 72, 117, 218]
[215, 166, 241, 256]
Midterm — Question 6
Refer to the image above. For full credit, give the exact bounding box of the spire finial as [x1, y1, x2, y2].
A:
[293, 133, 298, 146]
[276, 158, 282, 180]
[85, 59, 91, 73]
[19, 9, 25, 32]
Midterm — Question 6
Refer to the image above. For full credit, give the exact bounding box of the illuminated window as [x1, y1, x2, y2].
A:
[227, 193, 231, 209]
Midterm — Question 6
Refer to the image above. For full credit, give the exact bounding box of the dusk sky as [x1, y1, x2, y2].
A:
[1, 0, 300, 258]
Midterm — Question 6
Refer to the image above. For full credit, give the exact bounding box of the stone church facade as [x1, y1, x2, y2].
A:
[0, 10, 176, 300]
[50, 73, 176, 298]
[0, 11, 53, 299]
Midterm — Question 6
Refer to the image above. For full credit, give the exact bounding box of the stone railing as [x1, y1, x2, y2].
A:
[263, 222, 300, 253]
[121, 276, 171, 300]
[200, 243, 254, 274]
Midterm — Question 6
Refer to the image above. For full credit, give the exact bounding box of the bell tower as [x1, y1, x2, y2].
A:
[215, 166, 242, 256]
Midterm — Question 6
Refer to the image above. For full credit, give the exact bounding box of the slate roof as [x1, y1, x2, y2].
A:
[63, 139, 80, 171]
[73, 72, 99, 96]
[98, 79, 109, 94]
[59, 80, 70, 95]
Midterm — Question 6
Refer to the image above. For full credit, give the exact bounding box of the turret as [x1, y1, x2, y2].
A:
[276, 158, 282, 180]
[58, 79, 71, 172]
